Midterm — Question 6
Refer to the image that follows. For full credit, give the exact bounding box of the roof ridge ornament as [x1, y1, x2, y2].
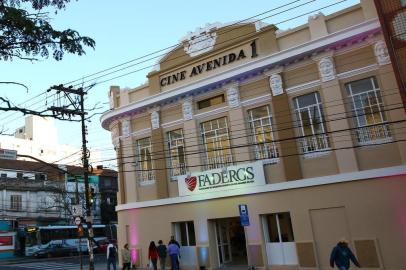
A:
[181, 23, 220, 57]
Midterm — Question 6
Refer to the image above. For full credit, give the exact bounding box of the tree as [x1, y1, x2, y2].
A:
[0, 0, 95, 61]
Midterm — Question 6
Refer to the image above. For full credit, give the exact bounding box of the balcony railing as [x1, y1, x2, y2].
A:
[356, 124, 391, 145]
[298, 134, 330, 155]
[254, 142, 279, 161]
[205, 155, 233, 170]
[170, 163, 187, 177]
[137, 170, 156, 186]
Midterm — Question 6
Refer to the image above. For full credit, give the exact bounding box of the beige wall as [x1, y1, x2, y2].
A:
[117, 176, 406, 269]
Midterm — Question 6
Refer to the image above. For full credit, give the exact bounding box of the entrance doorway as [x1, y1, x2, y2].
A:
[214, 217, 247, 269]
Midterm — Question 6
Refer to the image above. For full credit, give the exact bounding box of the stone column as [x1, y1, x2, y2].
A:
[267, 69, 303, 181]
[315, 54, 359, 173]
[150, 109, 169, 199]
[182, 98, 203, 173]
[226, 83, 251, 164]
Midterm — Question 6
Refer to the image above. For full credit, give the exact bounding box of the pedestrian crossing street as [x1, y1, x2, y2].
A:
[12, 262, 80, 270]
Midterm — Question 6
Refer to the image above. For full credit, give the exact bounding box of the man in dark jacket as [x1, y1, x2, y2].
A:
[330, 239, 361, 270]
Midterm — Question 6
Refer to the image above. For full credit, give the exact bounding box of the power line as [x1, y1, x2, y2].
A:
[88, 118, 406, 166]
[0, 0, 350, 125]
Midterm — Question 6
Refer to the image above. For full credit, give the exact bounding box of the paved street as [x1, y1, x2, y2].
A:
[0, 255, 115, 270]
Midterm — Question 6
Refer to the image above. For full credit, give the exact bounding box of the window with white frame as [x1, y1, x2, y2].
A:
[173, 221, 196, 246]
[248, 105, 279, 162]
[10, 195, 22, 211]
[293, 92, 329, 155]
[166, 129, 187, 178]
[346, 77, 391, 145]
[200, 117, 233, 170]
[262, 212, 297, 265]
[136, 137, 155, 184]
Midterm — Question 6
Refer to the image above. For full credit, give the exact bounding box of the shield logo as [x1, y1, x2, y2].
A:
[185, 176, 197, 191]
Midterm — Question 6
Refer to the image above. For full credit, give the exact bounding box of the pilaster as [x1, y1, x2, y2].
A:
[182, 98, 203, 173]
[266, 69, 303, 181]
[149, 108, 169, 199]
[314, 54, 359, 173]
[226, 83, 251, 163]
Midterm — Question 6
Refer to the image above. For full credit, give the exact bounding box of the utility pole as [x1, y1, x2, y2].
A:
[48, 85, 95, 270]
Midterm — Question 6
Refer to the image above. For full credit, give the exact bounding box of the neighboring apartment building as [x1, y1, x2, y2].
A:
[0, 155, 118, 227]
[0, 158, 67, 226]
[101, 1, 406, 269]
[0, 115, 101, 164]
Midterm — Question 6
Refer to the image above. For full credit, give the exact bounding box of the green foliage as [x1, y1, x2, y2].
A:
[0, 0, 95, 61]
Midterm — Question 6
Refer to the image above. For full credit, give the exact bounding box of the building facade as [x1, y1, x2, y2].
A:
[101, 1, 406, 269]
[0, 115, 101, 164]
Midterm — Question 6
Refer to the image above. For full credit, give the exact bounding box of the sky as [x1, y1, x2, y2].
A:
[0, 0, 360, 168]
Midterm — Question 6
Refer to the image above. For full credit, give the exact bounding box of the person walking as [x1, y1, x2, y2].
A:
[157, 240, 167, 270]
[106, 240, 117, 270]
[148, 241, 159, 270]
[330, 239, 361, 270]
[168, 236, 181, 269]
[121, 243, 131, 270]
[167, 240, 180, 270]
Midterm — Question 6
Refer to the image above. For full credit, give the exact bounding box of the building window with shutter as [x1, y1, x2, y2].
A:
[166, 129, 187, 178]
[136, 137, 155, 185]
[248, 105, 279, 162]
[293, 92, 329, 155]
[200, 117, 233, 170]
[345, 77, 391, 145]
[10, 195, 22, 211]
[173, 221, 196, 246]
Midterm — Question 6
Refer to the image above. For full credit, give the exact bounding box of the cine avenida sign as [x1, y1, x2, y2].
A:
[178, 161, 265, 196]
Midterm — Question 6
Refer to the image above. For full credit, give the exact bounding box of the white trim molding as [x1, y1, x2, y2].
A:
[241, 94, 272, 107]
[194, 105, 229, 120]
[337, 64, 379, 80]
[116, 165, 406, 211]
[130, 128, 151, 138]
[286, 80, 321, 94]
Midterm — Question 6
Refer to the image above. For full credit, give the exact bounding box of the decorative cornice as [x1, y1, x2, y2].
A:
[101, 19, 381, 129]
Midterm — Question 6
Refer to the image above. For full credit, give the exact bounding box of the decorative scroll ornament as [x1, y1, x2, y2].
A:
[227, 86, 240, 108]
[318, 57, 336, 82]
[374, 41, 391, 65]
[182, 23, 219, 57]
[182, 100, 193, 120]
[269, 74, 284, 96]
[121, 119, 131, 137]
[151, 111, 160, 129]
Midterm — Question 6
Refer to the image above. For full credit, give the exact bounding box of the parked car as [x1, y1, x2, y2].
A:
[95, 239, 117, 254]
[33, 243, 78, 258]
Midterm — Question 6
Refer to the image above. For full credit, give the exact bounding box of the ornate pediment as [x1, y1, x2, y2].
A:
[181, 23, 220, 57]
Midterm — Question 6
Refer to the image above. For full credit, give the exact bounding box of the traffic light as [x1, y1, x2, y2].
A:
[89, 187, 95, 206]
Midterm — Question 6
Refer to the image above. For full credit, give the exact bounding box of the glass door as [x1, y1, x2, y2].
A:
[216, 220, 232, 265]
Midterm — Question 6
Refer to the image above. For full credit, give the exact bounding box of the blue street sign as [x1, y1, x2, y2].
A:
[239, 204, 250, 226]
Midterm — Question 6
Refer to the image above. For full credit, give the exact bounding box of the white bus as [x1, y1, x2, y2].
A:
[24, 224, 116, 257]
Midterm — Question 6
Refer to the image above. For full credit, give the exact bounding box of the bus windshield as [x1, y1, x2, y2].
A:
[25, 228, 39, 247]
